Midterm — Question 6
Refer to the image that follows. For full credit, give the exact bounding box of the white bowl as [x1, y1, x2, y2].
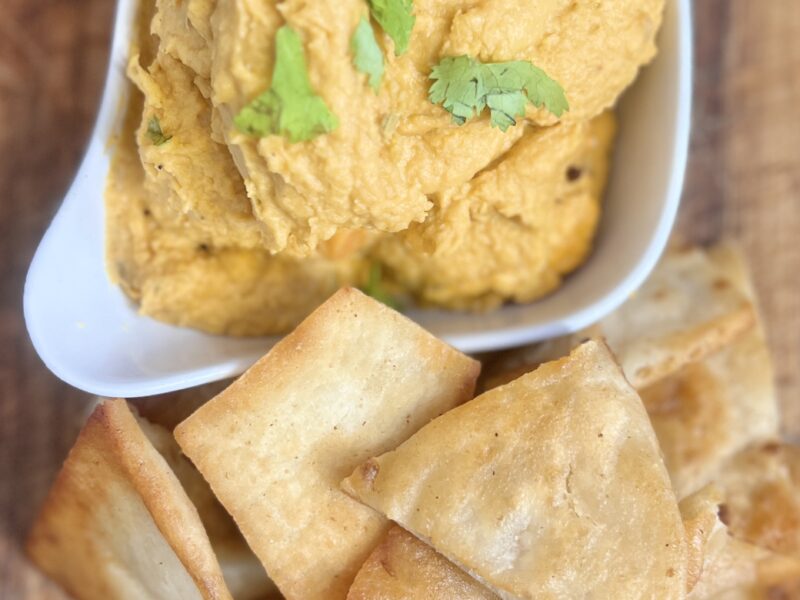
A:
[24, 0, 692, 398]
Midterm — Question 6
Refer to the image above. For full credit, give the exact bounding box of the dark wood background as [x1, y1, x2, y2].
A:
[1, 1, 798, 597]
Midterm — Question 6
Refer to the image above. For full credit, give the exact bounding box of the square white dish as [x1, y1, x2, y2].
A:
[24, 0, 692, 397]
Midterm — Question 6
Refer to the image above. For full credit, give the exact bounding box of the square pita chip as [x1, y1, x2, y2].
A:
[174, 288, 480, 600]
[342, 340, 687, 599]
[26, 399, 232, 600]
[347, 525, 497, 600]
[601, 245, 756, 389]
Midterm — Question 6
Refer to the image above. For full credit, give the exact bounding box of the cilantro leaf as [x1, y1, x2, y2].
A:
[367, 0, 415, 55]
[361, 263, 401, 310]
[428, 56, 569, 131]
[351, 17, 384, 91]
[147, 117, 172, 145]
[234, 26, 338, 142]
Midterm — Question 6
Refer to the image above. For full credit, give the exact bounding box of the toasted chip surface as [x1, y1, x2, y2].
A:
[342, 340, 687, 599]
[26, 399, 231, 600]
[715, 442, 800, 558]
[347, 525, 497, 600]
[175, 288, 479, 600]
[679, 484, 794, 599]
[602, 246, 756, 389]
[641, 322, 778, 499]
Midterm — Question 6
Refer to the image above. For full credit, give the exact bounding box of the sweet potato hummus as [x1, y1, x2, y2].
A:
[106, 0, 663, 335]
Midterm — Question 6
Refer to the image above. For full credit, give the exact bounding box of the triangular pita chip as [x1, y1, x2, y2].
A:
[347, 525, 497, 600]
[601, 245, 756, 388]
[26, 399, 232, 600]
[342, 340, 687, 599]
[175, 288, 480, 600]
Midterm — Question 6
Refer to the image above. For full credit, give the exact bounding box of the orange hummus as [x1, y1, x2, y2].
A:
[106, 0, 663, 335]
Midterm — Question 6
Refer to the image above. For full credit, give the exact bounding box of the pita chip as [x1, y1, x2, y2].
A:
[342, 340, 687, 599]
[175, 288, 480, 600]
[601, 245, 756, 389]
[26, 399, 231, 600]
[347, 525, 497, 600]
[640, 321, 778, 499]
[715, 442, 800, 558]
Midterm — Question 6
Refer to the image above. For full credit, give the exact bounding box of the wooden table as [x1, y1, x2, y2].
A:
[1, 1, 798, 597]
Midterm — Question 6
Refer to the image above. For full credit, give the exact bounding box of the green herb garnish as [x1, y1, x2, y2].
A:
[428, 56, 569, 131]
[361, 263, 400, 310]
[351, 17, 385, 91]
[234, 26, 338, 142]
[367, 0, 415, 56]
[147, 117, 172, 145]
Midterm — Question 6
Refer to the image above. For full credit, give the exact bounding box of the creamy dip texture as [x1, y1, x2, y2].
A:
[106, 0, 664, 335]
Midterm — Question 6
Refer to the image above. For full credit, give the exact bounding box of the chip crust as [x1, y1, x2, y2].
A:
[342, 340, 687, 599]
[175, 288, 479, 600]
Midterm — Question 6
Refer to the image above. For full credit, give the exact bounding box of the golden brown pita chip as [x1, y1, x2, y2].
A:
[175, 288, 480, 600]
[342, 340, 687, 599]
[715, 442, 800, 558]
[26, 399, 231, 600]
[346, 526, 497, 600]
[641, 323, 778, 499]
[602, 246, 756, 389]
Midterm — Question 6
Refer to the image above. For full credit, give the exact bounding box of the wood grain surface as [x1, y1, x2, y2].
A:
[1, 1, 798, 598]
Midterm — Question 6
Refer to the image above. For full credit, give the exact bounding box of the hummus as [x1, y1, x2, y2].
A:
[106, 0, 663, 335]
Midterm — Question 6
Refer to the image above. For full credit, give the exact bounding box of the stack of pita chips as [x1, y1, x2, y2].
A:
[26, 398, 278, 600]
[27, 245, 800, 599]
